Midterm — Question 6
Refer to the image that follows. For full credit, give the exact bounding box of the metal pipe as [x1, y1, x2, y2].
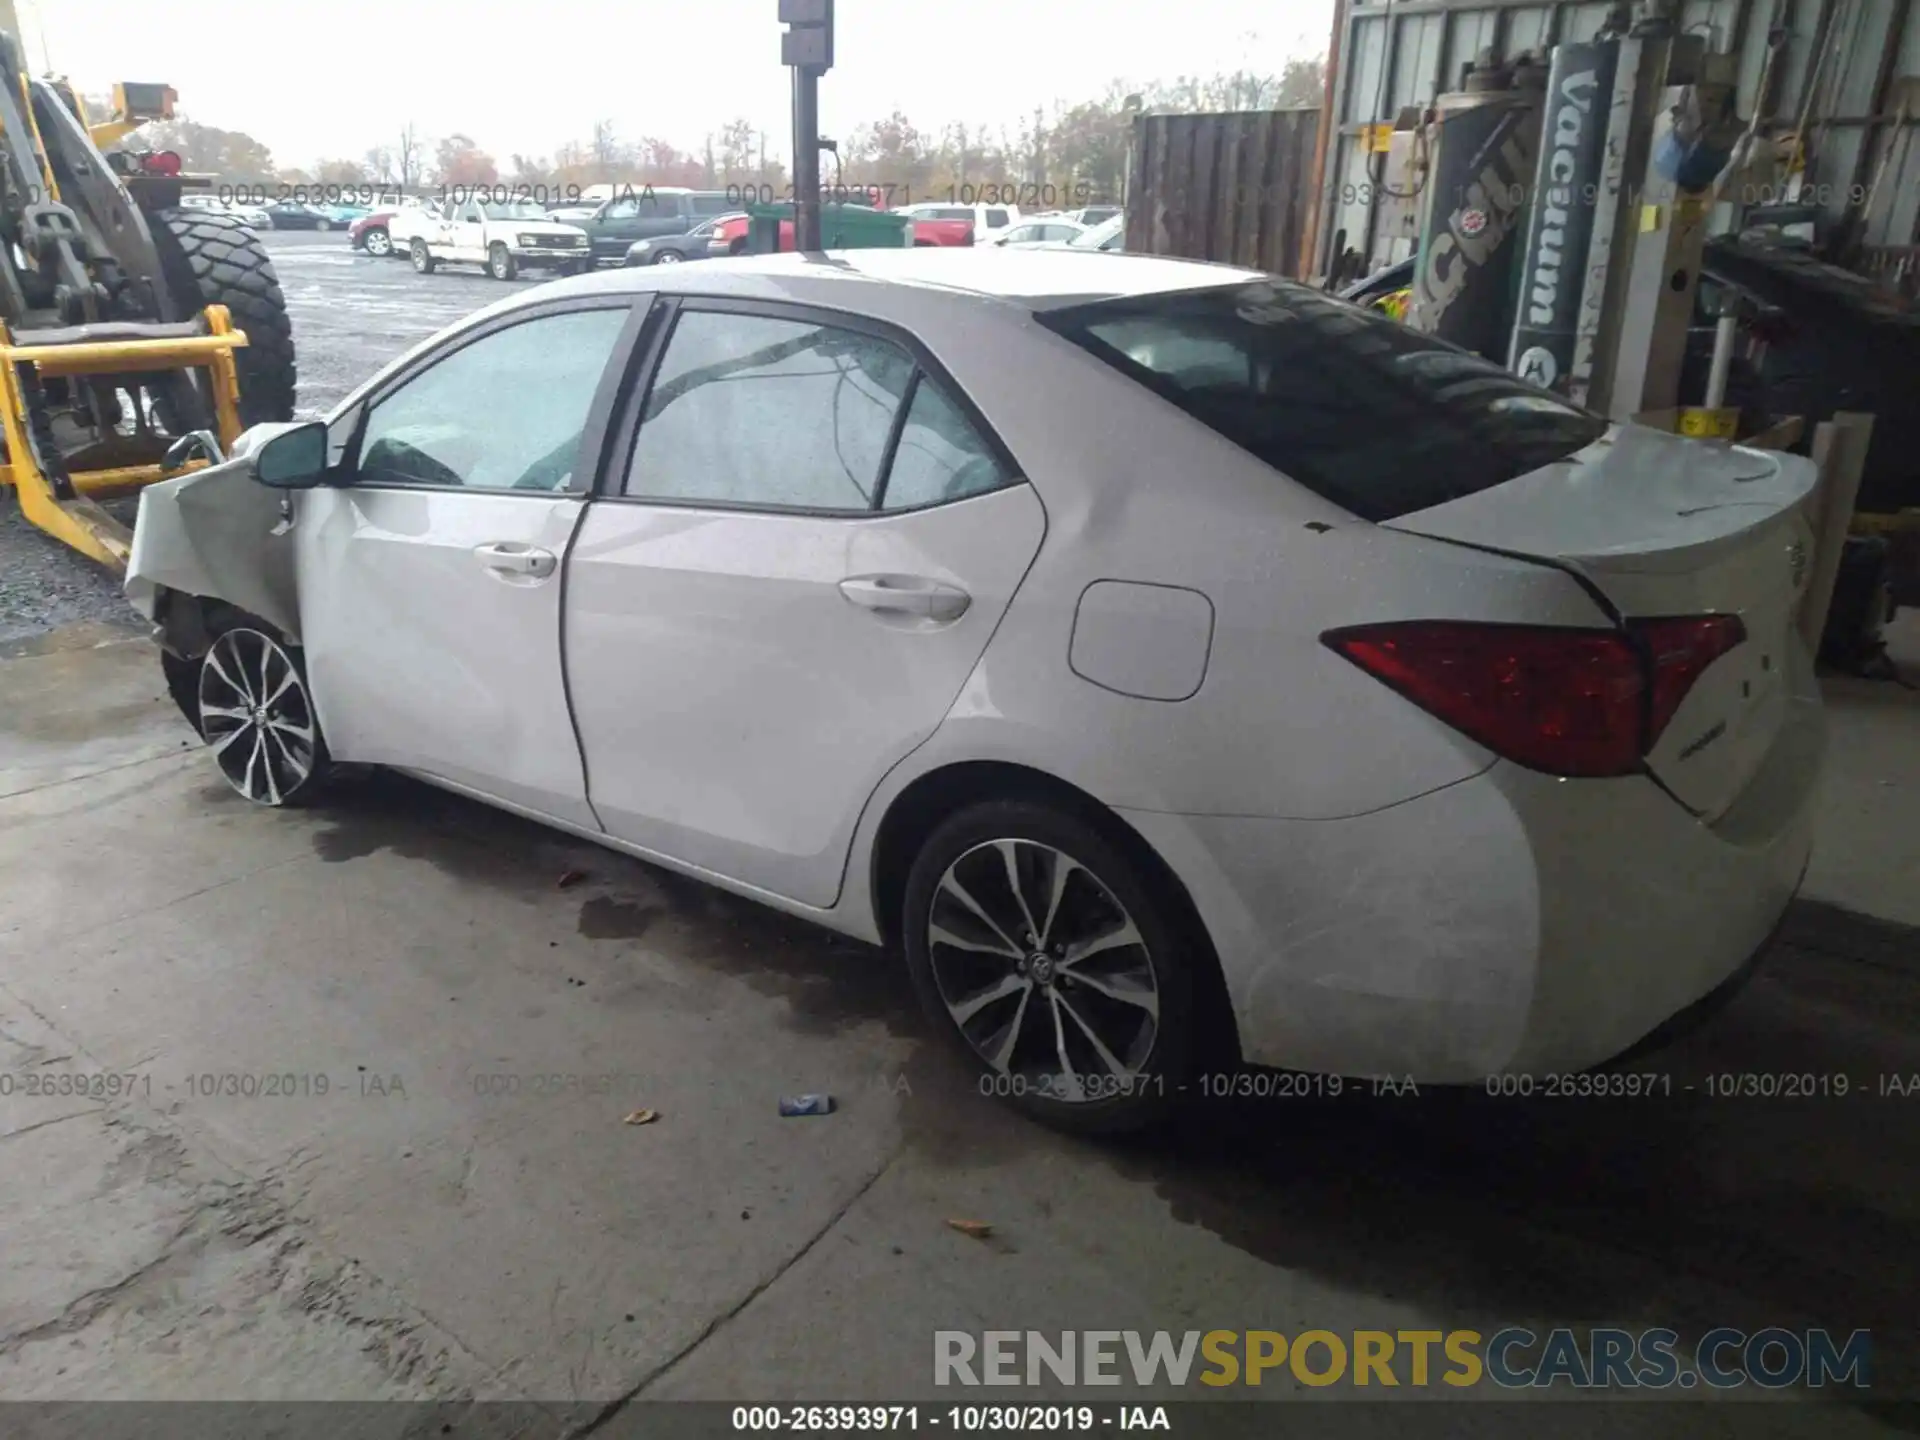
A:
[1703, 311, 1739, 408]
[791, 66, 822, 251]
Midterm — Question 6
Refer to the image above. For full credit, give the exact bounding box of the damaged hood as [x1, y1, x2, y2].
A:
[124, 423, 307, 640]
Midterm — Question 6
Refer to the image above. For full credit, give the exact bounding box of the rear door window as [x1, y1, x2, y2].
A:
[984, 209, 1010, 228]
[1039, 281, 1608, 522]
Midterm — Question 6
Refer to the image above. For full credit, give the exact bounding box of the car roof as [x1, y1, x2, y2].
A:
[548, 248, 1257, 312]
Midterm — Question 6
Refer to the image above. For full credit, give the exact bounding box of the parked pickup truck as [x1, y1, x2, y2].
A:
[397, 198, 592, 280]
[553, 187, 737, 264]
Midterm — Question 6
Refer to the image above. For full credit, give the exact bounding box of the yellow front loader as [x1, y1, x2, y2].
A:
[0, 0, 296, 571]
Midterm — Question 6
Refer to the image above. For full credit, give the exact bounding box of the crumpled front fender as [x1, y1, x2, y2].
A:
[123, 423, 309, 643]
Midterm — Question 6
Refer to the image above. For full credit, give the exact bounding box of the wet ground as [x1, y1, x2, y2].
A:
[1, 240, 1918, 1434]
[1, 627, 1918, 1437]
[0, 231, 539, 646]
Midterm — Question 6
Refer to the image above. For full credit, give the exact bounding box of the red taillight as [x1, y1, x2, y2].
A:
[1326, 622, 1646, 776]
[1324, 617, 1744, 777]
[1637, 614, 1746, 745]
[143, 150, 182, 176]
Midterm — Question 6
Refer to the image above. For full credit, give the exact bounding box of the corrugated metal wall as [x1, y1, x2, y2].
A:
[1126, 110, 1322, 275]
[1319, 0, 1920, 277]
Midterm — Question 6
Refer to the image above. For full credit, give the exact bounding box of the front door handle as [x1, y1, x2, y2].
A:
[475, 542, 556, 578]
[838, 574, 971, 622]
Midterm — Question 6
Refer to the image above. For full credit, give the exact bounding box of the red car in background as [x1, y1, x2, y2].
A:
[349, 210, 399, 257]
[705, 210, 972, 255]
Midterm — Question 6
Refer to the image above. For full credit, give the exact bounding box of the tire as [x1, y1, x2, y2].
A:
[149, 207, 298, 427]
[652, 250, 682, 264]
[184, 611, 331, 807]
[363, 227, 392, 257]
[488, 243, 517, 281]
[902, 800, 1195, 1135]
[728, 237, 747, 255]
[315, 217, 332, 231]
[411, 239, 437, 274]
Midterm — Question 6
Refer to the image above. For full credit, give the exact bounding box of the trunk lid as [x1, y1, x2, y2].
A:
[1383, 422, 1819, 819]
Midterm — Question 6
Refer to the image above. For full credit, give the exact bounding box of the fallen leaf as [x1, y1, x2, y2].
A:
[557, 869, 589, 890]
[622, 1109, 659, 1126]
[946, 1218, 993, 1240]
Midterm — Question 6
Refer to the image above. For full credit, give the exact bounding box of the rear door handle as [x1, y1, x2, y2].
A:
[475, 542, 556, 579]
[838, 574, 971, 622]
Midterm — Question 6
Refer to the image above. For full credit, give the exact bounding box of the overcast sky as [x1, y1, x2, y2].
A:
[24, 0, 1333, 170]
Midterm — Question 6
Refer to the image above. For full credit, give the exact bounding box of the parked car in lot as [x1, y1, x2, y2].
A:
[316, 202, 370, 226]
[894, 201, 1021, 241]
[1065, 205, 1121, 227]
[350, 209, 398, 256]
[994, 217, 1088, 247]
[261, 199, 342, 231]
[127, 249, 1824, 1135]
[625, 213, 740, 266]
[179, 192, 272, 230]
[555, 187, 736, 265]
[403, 198, 592, 279]
[349, 197, 437, 256]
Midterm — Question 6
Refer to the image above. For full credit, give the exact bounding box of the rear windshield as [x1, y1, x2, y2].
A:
[1040, 281, 1607, 522]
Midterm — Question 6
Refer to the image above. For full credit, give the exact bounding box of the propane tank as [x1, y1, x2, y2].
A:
[1407, 49, 1548, 361]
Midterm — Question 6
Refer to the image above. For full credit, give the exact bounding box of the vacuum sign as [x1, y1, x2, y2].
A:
[1510, 42, 1619, 390]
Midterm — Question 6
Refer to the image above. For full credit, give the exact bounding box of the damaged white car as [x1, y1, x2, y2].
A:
[129, 251, 1824, 1133]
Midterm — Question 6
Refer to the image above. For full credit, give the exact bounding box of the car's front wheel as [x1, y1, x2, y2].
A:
[363, 226, 392, 257]
[902, 800, 1195, 1135]
[189, 618, 331, 807]
[488, 243, 517, 281]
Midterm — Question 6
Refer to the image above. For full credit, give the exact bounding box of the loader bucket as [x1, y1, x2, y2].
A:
[0, 305, 248, 572]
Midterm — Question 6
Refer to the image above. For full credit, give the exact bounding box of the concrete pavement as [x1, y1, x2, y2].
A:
[2, 617, 1917, 1439]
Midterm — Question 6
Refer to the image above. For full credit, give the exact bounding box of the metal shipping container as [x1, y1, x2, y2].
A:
[1124, 109, 1322, 275]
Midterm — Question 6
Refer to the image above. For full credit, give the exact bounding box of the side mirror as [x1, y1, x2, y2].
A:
[252, 420, 329, 489]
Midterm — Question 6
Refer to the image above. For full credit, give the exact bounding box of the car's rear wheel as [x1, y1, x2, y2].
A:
[488, 243, 517, 281]
[191, 617, 331, 807]
[652, 250, 682, 264]
[902, 800, 1194, 1135]
[411, 239, 436, 274]
[364, 227, 392, 257]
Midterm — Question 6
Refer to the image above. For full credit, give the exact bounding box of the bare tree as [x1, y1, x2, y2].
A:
[590, 119, 624, 180]
[396, 123, 424, 189]
[364, 144, 395, 183]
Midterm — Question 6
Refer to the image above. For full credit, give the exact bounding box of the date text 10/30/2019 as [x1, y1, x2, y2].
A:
[731, 1406, 1169, 1432]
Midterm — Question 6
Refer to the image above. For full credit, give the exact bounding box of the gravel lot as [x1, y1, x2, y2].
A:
[0, 231, 538, 646]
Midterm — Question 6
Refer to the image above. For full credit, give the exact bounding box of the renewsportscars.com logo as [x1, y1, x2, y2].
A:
[934, 1328, 1871, 1391]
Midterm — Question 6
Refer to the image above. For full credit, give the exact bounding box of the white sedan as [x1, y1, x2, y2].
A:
[994, 217, 1089, 247]
[125, 249, 1824, 1133]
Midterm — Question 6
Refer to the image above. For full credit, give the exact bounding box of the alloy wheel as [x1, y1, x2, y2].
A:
[198, 629, 319, 805]
[654, 250, 682, 264]
[366, 229, 391, 256]
[927, 839, 1160, 1102]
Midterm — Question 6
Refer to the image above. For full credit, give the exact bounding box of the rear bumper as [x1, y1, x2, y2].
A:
[1120, 655, 1825, 1081]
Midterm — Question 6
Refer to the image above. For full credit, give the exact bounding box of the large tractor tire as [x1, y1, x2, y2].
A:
[148, 207, 298, 427]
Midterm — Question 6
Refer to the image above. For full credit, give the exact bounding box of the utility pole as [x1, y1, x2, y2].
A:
[780, 0, 833, 250]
